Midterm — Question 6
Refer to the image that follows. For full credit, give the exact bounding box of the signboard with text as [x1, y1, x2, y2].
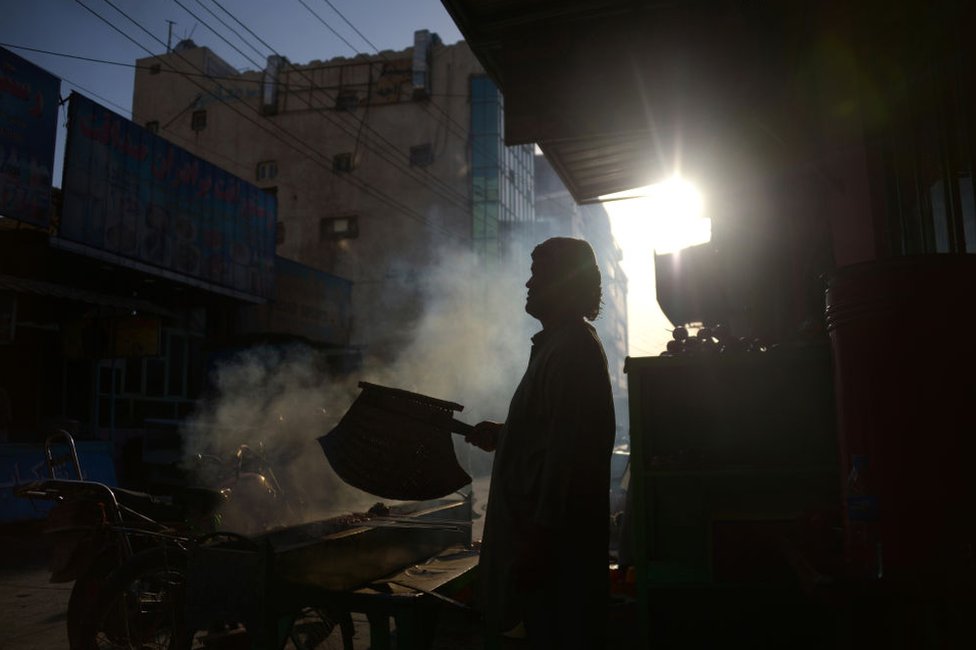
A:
[60, 94, 276, 299]
[0, 46, 60, 227]
[239, 256, 352, 345]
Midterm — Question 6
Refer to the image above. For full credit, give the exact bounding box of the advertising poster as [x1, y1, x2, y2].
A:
[0, 46, 60, 228]
[239, 256, 352, 345]
[60, 94, 276, 300]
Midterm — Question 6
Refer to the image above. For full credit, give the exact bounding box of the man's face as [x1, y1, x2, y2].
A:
[525, 257, 562, 321]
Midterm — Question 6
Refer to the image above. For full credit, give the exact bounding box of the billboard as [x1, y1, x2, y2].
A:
[239, 256, 352, 345]
[60, 94, 276, 299]
[0, 46, 60, 228]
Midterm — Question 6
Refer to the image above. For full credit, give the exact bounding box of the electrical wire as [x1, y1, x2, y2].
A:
[197, 0, 468, 209]
[0, 41, 250, 82]
[73, 0, 466, 242]
[189, 0, 267, 62]
[1, 35, 473, 212]
[184, 0, 472, 211]
[203, 0, 472, 209]
[320, 0, 381, 54]
[309, 0, 509, 174]
[301, 0, 528, 211]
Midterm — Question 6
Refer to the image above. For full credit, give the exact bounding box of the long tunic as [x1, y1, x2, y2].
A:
[479, 320, 615, 647]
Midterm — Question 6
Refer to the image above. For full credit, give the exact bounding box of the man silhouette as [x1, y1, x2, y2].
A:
[466, 237, 616, 649]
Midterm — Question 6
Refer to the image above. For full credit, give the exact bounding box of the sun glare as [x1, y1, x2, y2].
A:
[602, 176, 711, 357]
[602, 176, 710, 255]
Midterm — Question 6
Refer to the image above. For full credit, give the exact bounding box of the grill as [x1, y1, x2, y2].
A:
[184, 497, 474, 645]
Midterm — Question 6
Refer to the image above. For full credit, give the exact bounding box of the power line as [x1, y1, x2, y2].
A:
[0, 41, 475, 98]
[179, 0, 472, 210]
[192, 0, 468, 209]
[294, 0, 360, 54]
[300, 0, 533, 218]
[289, 0, 505, 201]
[93, 0, 465, 233]
[73, 0, 465, 243]
[57, 75, 132, 118]
[0, 41, 247, 81]
[204, 0, 473, 209]
[304, 0, 504, 173]
[320, 0, 381, 54]
[1, 36, 474, 210]
[190, 0, 266, 62]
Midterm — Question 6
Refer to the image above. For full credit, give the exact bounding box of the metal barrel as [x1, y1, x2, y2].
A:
[825, 254, 976, 583]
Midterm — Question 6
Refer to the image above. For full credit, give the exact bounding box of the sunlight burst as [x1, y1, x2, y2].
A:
[602, 176, 710, 255]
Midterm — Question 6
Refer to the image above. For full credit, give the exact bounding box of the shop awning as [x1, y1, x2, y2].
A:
[441, 0, 799, 202]
[0, 273, 177, 318]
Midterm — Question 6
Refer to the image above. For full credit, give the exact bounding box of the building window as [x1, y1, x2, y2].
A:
[410, 143, 434, 167]
[145, 120, 159, 134]
[256, 160, 278, 182]
[335, 91, 359, 112]
[276, 220, 286, 245]
[333, 152, 354, 173]
[191, 110, 207, 131]
[320, 215, 359, 240]
[150, 63, 161, 75]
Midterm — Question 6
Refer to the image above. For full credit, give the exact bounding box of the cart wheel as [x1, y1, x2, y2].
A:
[79, 546, 190, 650]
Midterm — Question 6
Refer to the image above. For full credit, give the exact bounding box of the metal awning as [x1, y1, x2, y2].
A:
[0, 273, 177, 318]
[441, 0, 794, 202]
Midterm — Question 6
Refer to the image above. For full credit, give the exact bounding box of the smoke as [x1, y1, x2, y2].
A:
[180, 245, 537, 529]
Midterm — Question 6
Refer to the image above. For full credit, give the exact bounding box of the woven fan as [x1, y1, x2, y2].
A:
[318, 382, 473, 501]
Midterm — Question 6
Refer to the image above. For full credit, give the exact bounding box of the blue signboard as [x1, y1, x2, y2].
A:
[60, 94, 276, 299]
[0, 441, 117, 522]
[0, 46, 60, 228]
[239, 256, 353, 345]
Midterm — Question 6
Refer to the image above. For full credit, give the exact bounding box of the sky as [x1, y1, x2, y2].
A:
[1, 0, 709, 358]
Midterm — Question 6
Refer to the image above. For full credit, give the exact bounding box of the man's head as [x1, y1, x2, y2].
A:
[525, 237, 602, 325]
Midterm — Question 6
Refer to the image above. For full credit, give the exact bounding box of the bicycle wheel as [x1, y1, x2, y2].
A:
[80, 546, 189, 650]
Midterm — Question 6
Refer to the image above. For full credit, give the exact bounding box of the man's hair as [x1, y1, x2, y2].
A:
[532, 237, 603, 321]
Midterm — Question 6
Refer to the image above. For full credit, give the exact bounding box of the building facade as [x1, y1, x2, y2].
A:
[132, 33, 537, 361]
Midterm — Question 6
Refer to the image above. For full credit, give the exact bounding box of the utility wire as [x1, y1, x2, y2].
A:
[75, 0, 465, 242]
[92, 0, 462, 235]
[310, 0, 506, 174]
[302, 0, 526, 212]
[0, 41, 248, 81]
[1, 36, 473, 210]
[294, 0, 360, 54]
[204, 0, 472, 208]
[183, 0, 471, 210]
[320, 0, 381, 54]
[190, 0, 267, 62]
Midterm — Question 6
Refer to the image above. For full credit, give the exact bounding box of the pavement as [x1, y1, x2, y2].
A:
[0, 520, 71, 650]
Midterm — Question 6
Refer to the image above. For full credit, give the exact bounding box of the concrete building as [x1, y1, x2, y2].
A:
[132, 32, 537, 361]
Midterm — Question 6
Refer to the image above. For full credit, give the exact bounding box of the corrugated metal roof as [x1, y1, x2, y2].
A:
[440, 0, 783, 202]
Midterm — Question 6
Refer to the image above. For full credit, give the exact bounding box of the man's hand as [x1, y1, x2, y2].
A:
[465, 420, 502, 452]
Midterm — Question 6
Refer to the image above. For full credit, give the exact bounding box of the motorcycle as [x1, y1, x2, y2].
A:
[16, 430, 351, 649]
